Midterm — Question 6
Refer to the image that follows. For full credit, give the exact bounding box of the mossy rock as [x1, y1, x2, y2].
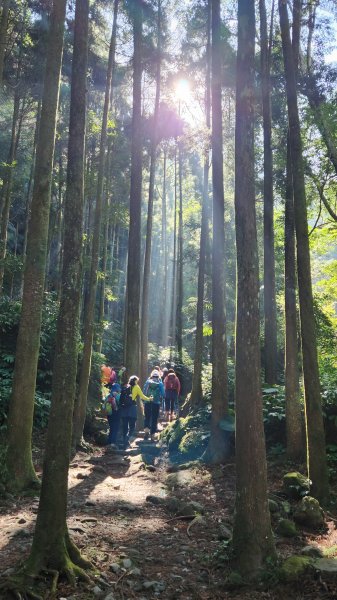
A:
[225, 571, 244, 588]
[277, 518, 298, 538]
[281, 555, 314, 581]
[283, 471, 310, 499]
[293, 496, 324, 529]
[178, 430, 208, 459]
[314, 558, 337, 576]
[167, 419, 187, 450]
[301, 545, 323, 558]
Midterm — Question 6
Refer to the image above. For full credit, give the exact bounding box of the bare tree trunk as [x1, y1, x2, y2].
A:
[285, 137, 302, 459]
[190, 0, 211, 408]
[176, 141, 183, 362]
[0, 0, 10, 85]
[279, 0, 329, 504]
[204, 0, 228, 463]
[161, 148, 169, 346]
[0, 88, 20, 292]
[73, 0, 119, 448]
[260, 0, 277, 384]
[26, 0, 90, 577]
[170, 150, 178, 361]
[233, 0, 275, 574]
[140, 0, 161, 385]
[6, 0, 68, 493]
[124, 0, 143, 376]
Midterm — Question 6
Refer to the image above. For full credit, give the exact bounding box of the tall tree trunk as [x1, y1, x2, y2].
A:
[260, 0, 277, 384]
[279, 0, 329, 504]
[204, 0, 228, 463]
[176, 141, 183, 362]
[190, 0, 211, 408]
[140, 0, 161, 385]
[124, 0, 143, 376]
[6, 0, 67, 493]
[170, 150, 178, 360]
[233, 0, 275, 574]
[285, 137, 302, 459]
[0, 0, 10, 85]
[284, 0, 302, 460]
[25, 0, 90, 577]
[72, 0, 119, 448]
[160, 148, 169, 346]
[0, 88, 20, 292]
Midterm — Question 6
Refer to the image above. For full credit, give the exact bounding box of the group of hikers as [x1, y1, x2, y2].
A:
[100, 363, 181, 450]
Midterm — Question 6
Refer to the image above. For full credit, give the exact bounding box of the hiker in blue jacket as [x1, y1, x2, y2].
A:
[143, 370, 164, 441]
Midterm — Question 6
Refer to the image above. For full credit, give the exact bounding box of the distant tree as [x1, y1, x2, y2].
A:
[72, 0, 119, 448]
[6, 0, 68, 493]
[0, 0, 10, 85]
[233, 0, 275, 573]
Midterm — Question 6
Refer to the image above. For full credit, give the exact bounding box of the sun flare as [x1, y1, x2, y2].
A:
[175, 78, 191, 101]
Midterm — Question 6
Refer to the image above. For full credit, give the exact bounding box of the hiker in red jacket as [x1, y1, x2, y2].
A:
[163, 368, 180, 422]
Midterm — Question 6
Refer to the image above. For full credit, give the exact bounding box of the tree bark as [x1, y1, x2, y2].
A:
[204, 0, 228, 463]
[190, 0, 211, 408]
[160, 148, 169, 346]
[6, 0, 68, 493]
[279, 0, 329, 504]
[0, 88, 20, 292]
[285, 137, 302, 459]
[124, 0, 143, 376]
[260, 0, 277, 384]
[233, 0, 276, 574]
[26, 0, 90, 576]
[176, 141, 183, 362]
[140, 0, 161, 386]
[0, 0, 10, 85]
[72, 0, 119, 448]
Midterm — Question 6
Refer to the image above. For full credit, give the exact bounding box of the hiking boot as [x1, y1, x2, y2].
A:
[144, 427, 150, 440]
[151, 434, 157, 442]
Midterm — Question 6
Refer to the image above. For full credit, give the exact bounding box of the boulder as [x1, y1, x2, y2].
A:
[281, 556, 313, 581]
[277, 518, 297, 537]
[293, 496, 324, 529]
[301, 545, 323, 558]
[283, 472, 310, 499]
[314, 558, 337, 577]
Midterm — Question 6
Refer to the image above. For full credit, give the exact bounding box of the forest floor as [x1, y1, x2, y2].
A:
[1, 421, 337, 600]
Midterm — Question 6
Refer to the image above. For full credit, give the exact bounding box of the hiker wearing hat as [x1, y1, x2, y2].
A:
[143, 370, 165, 441]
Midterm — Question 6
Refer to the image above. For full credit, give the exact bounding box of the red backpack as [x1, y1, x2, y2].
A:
[166, 373, 178, 391]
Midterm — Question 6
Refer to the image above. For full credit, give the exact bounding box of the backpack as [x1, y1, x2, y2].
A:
[148, 380, 162, 402]
[166, 373, 179, 391]
[119, 385, 133, 409]
[101, 394, 117, 417]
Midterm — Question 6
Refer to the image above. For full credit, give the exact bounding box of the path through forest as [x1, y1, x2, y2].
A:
[1, 430, 337, 599]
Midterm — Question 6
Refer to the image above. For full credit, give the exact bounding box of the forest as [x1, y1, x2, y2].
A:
[1, 0, 337, 598]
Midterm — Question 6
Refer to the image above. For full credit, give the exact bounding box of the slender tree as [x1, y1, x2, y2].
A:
[140, 0, 161, 385]
[0, 0, 10, 85]
[22, 0, 91, 583]
[260, 0, 277, 384]
[279, 0, 329, 503]
[204, 0, 228, 462]
[190, 0, 211, 407]
[176, 137, 183, 362]
[160, 147, 169, 346]
[233, 0, 275, 573]
[124, 0, 143, 375]
[6, 0, 68, 492]
[72, 0, 119, 448]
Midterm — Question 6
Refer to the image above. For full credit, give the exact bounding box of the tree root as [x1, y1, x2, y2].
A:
[0, 543, 93, 599]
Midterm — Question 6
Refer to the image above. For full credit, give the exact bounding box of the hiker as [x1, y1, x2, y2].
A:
[119, 373, 151, 449]
[143, 370, 165, 441]
[164, 368, 181, 421]
[108, 367, 117, 389]
[104, 382, 121, 449]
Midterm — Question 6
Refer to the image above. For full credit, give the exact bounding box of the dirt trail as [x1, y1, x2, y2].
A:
[1, 435, 337, 599]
